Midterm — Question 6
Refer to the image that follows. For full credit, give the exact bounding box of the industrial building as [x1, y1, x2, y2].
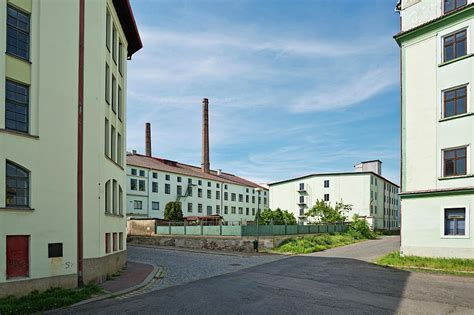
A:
[126, 99, 269, 223]
[0, 0, 141, 296]
[396, 0, 474, 258]
[269, 160, 400, 230]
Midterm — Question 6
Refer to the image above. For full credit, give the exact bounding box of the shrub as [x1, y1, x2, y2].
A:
[164, 201, 183, 221]
[305, 200, 350, 223]
[348, 214, 376, 239]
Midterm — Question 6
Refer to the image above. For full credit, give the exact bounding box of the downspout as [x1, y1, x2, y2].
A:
[77, 0, 85, 287]
[398, 11, 403, 247]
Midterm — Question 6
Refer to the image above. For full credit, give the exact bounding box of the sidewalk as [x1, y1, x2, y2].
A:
[101, 261, 156, 294]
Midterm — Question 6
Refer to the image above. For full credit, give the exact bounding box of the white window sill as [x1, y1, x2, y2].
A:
[439, 174, 474, 180]
[440, 235, 470, 239]
[439, 112, 474, 122]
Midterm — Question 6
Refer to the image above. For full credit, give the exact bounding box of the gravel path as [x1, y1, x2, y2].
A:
[127, 245, 286, 290]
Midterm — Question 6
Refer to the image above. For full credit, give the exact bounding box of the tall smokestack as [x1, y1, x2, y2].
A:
[145, 122, 152, 157]
[201, 98, 210, 173]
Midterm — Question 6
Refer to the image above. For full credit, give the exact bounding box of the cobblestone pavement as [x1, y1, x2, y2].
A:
[127, 245, 286, 290]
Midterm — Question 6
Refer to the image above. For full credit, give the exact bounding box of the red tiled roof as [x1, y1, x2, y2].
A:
[126, 153, 266, 189]
[113, 0, 143, 58]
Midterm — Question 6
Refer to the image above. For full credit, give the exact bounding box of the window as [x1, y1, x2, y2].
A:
[119, 186, 123, 215]
[165, 174, 170, 181]
[139, 170, 145, 177]
[208, 182, 211, 187]
[198, 203, 203, 213]
[105, 233, 111, 253]
[177, 185, 182, 196]
[111, 125, 116, 161]
[133, 200, 142, 209]
[106, 9, 111, 50]
[187, 203, 193, 213]
[198, 188, 202, 198]
[443, 30, 466, 62]
[239, 194, 243, 202]
[7, 5, 30, 60]
[130, 178, 137, 190]
[207, 189, 212, 199]
[153, 172, 158, 179]
[112, 75, 116, 112]
[299, 196, 305, 204]
[152, 202, 159, 210]
[264, 197, 267, 204]
[117, 133, 122, 165]
[252, 208, 255, 215]
[6, 161, 29, 208]
[48, 243, 63, 258]
[105, 63, 110, 103]
[246, 195, 249, 202]
[444, 208, 466, 235]
[231, 193, 236, 201]
[444, 86, 467, 118]
[444, 0, 467, 14]
[444, 147, 467, 177]
[131, 168, 137, 176]
[112, 180, 117, 214]
[165, 184, 171, 194]
[152, 182, 158, 193]
[299, 183, 305, 191]
[216, 205, 220, 214]
[188, 178, 192, 184]
[198, 180, 202, 186]
[104, 119, 109, 157]
[207, 206, 212, 215]
[5, 80, 29, 133]
[187, 186, 193, 197]
[300, 207, 305, 216]
[216, 183, 220, 188]
[216, 191, 220, 200]
[119, 232, 124, 250]
[138, 180, 145, 191]
[105, 180, 111, 213]
[224, 192, 228, 201]
[246, 188, 249, 193]
[113, 233, 118, 251]
[118, 86, 123, 120]
[239, 207, 243, 214]
[246, 208, 249, 215]
[112, 25, 117, 63]
[177, 176, 182, 183]
[231, 206, 236, 214]
[324, 180, 330, 188]
[252, 196, 255, 203]
[118, 40, 123, 74]
[324, 194, 330, 202]
[224, 184, 228, 190]
[224, 206, 229, 214]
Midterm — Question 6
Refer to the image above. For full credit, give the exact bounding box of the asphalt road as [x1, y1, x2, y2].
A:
[59, 237, 474, 314]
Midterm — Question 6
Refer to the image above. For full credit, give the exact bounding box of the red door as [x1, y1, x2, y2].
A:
[6, 236, 29, 278]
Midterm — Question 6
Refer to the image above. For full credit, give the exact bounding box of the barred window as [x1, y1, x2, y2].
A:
[6, 80, 29, 133]
[7, 5, 30, 60]
[6, 161, 29, 207]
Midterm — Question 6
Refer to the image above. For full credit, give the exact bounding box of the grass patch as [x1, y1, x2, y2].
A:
[375, 251, 474, 276]
[0, 285, 102, 315]
[273, 232, 372, 254]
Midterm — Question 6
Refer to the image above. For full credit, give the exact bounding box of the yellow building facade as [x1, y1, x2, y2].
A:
[0, 0, 141, 296]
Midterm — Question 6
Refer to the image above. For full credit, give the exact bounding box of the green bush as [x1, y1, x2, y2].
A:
[255, 208, 297, 225]
[348, 214, 376, 239]
[274, 232, 364, 254]
[164, 201, 183, 221]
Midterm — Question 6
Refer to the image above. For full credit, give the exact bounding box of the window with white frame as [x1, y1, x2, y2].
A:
[444, 208, 466, 236]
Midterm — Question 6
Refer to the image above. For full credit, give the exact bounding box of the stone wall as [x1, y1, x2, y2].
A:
[0, 274, 77, 298]
[128, 234, 319, 253]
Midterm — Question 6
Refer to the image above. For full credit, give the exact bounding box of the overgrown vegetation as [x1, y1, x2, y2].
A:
[0, 285, 102, 315]
[305, 200, 351, 223]
[164, 201, 183, 221]
[274, 215, 375, 254]
[255, 208, 297, 225]
[375, 251, 474, 276]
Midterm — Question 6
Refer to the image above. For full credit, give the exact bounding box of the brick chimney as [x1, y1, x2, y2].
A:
[145, 122, 152, 157]
[201, 98, 210, 173]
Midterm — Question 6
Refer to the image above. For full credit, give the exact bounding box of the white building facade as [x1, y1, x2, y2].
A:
[396, 0, 474, 258]
[126, 153, 269, 223]
[269, 161, 400, 230]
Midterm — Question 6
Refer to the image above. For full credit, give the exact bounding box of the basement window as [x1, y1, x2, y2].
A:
[48, 243, 63, 258]
[444, 208, 466, 235]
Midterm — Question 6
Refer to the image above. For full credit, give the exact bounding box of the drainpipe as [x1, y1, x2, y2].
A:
[77, 0, 85, 287]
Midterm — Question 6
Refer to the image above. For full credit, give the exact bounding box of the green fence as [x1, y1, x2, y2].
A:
[156, 223, 347, 236]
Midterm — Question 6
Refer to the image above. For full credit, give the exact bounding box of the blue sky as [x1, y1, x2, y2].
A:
[126, 0, 401, 185]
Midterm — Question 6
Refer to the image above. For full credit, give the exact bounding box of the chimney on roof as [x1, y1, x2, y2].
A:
[145, 122, 152, 157]
[201, 98, 210, 173]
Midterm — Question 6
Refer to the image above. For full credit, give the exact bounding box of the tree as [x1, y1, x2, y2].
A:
[305, 200, 350, 223]
[164, 201, 183, 221]
[348, 214, 375, 239]
[254, 208, 297, 225]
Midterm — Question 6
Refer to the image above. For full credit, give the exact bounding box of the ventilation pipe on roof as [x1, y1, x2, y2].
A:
[201, 98, 210, 173]
[217, 169, 222, 175]
[145, 122, 152, 157]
